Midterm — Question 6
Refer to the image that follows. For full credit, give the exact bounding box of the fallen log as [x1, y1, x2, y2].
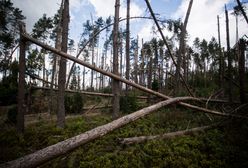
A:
[180, 102, 248, 119]
[31, 86, 113, 97]
[0, 97, 195, 168]
[119, 125, 216, 145]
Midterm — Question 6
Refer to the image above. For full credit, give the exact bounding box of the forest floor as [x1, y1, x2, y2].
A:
[1, 106, 248, 168]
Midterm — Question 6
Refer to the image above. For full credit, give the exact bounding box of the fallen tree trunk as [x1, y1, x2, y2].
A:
[119, 125, 216, 145]
[31, 86, 113, 97]
[0, 97, 195, 168]
[180, 102, 248, 119]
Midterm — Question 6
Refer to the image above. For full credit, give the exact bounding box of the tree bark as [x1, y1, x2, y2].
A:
[238, 39, 246, 103]
[112, 0, 120, 119]
[57, 0, 69, 128]
[175, 0, 193, 95]
[0, 97, 196, 168]
[125, 0, 130, 91]
[217, 15, 223, 89]
[225, 5, 233, 103]
[17, 23, 26, 134]
[49, 1, 63, 114]
[119, 125, 215, 145]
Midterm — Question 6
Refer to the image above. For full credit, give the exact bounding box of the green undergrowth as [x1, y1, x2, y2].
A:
[0, 108, 248, 168]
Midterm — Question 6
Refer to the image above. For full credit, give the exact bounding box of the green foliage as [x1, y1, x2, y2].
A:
[120, 94, 138, 114]
[65, 93, 83, 114]
[0, 60, 18, 105]
[1, 108, 248, 167]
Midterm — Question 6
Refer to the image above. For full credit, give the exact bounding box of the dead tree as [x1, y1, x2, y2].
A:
[225, 5, 233, 103]
[125, 0, 130, 91]
[175, 0, 193, 95]
[119, 125, 215, 145]
[57, 0, 69, 128]
[17, 23, 26, 134]
[112, 0, 120, 119]
[239, 39, 246, 103]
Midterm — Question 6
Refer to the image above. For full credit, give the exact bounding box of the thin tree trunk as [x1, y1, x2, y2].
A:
[49, 1, 63, 115]
[57, 0, 69, 128]
[239, 39, 246, 103]
[175, 0, 193, 95]
[17, 23, 26, 134]
[217, 15, 223, 89]
[125, 0, 130, 91]
[134, 36, 139, 84]
[141, 39, 145, 86]
[112, 0, 120, 119]
[225, 5, 233, 103]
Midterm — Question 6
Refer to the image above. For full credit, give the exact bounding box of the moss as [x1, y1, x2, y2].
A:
[0, 108, 248, 167]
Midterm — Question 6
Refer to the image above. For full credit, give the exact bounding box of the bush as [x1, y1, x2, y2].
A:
[65, 93, 83, 114]
[120, 94, 138, 114]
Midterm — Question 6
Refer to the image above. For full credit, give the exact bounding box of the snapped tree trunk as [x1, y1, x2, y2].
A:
[217, 15, 223, 89]
[17, 23, 26, 134]
[239, 39, 246, 103]
[225, 5, 233, 103]
[112, 0, 120, 119]
[57, 0, 69, 128]
[175, 0, 193, 95]
[125, 0, 130, 91]
[49, 1, 63, 114]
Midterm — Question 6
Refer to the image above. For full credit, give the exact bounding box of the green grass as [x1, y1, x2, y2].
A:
[0, 108, 247, 168]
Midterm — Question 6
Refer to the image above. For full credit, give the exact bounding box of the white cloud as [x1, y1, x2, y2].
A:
[89, 0, 143, 18]
[173, 0, 248, 47]
[12, 0, 60, 32]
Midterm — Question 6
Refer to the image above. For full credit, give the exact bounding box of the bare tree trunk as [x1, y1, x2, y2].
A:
[125, 0, 130, 91]
[17, 23, 26, 134]
[134, 36, 139, 84]
[119, 125, 215, 144]
[112, 0, 120, 119]
[239, 39, 246, 103]
[225, 5, 232, 103]
[140, 39, 145, 86]
[49, 1, 63, 115]
[217, 15, 223, 89]
[148, 56, 152, 104]
[57, 0, 69, 128]
[175, 0, 193, 95]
